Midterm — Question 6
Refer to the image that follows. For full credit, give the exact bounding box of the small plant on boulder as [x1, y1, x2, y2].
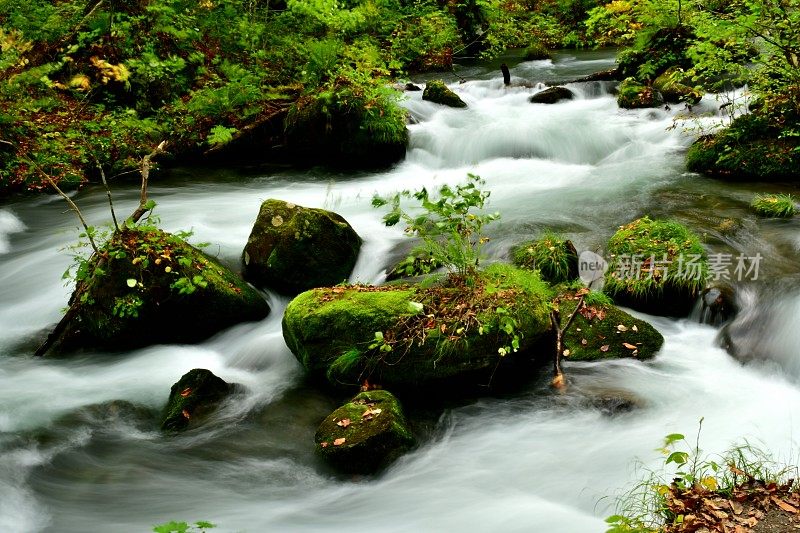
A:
[751, 193, 796, 218]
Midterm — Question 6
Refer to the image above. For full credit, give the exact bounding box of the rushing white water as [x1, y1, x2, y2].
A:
[1, 51, 799, 533]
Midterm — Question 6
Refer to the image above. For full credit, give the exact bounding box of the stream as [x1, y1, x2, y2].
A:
[2, 50, 800, 533]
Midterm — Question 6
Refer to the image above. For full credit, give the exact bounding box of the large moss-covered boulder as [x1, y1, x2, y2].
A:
[523, 42, 551, 61]
[529, 87, 574, 104]
[686, 114, 800, 181]
[282, 263, 553, 389]
[558, 291, 663, 361]
[604, 217, 707, 316]
[51, 227, 269, 352]
[653, 68, 702, 104]
[284, 87, 408, 168]
[617, 78, 664, 109]
[513, 233, 579, 284]
[422, 80, 467, 108]
[161, 369, 233, 431]
[242, 199, 362, 295]
[315, 390, 414, 474]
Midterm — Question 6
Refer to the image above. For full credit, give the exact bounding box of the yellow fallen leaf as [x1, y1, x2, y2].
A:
[333, 438, 346, 446]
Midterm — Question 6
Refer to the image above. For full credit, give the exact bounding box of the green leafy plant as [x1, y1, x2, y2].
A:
[751, 193, 796, 218]
[153, 520, 215, 533]
[373, 174, 499, 283]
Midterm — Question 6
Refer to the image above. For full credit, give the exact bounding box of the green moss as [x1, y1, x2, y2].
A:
[604, 217, 707, 316]
[617, 78, 664, 109]
[686, 114, 800, 181]
[653, 68, 703, 104]
[242, 199, 362, 294]
[58, 227, 269, 351]
[751, 193, 796, 218]
[513, 232, 579, 284]
[422, 80, 467, 108]
[161, 369, 232, 432]
[282, 264, 553, 389]
[559, 293, 664, 361]
[315, 390, 414, 474]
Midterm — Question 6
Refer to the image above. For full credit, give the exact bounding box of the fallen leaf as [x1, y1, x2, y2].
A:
[617, 324, 628, 332]
[632, 325, 639, 332]
[337, 418, 351, 428]
[333, 438, 346, 446]
[181, 409, 191, 419]
[563, 349, 571, 357]
[179, 387, 192, 397]
[320, 442, 329, 448]
[771, 496, 798, 513]
[600, 345, 610, 352]
[623, 343, 638, 350]
[581, 338, 588, 346]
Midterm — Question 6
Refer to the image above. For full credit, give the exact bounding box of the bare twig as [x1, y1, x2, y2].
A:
[32, 167, 99, 255]
[96, 162, 119, 231]
[127, 141, 167, 224]
[550, 293, 586, 389]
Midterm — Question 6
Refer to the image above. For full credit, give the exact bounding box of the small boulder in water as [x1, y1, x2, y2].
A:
[513, 233, 579, 283]
[617, 78, 664, 109]
[604, 216, 707, 316]
[529, 86, 574, 104]
[242, 199, 362, 295]
[161, 369, 233, 431]
[523, 42, 551, 61]
[653, 67, 703, 104]
[422, 80, 467, 108]
[404, 82, 422, 92]
[315, 390, 414, 474]
[699, 283, 738, 326]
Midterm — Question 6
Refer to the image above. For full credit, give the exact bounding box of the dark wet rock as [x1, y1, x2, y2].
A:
[699, 284, 738, 326]
[529, 86, 575, 104]
[405, 82, 422, 92]
[161, 369, 233, 431]
[315, 389, 414, 474]
[242, 199, 362, 295]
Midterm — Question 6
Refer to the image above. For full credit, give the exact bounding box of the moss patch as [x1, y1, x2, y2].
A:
[617, 78, 664, 109]
[422, 80, 467, 108]
[161, 369, 233, 431]
[242, 199, 362, 294]
[315, 389, 414, 474]
[282, 263, 553, 389]
[751, 193, 796, 218]
[604, 217, 707, 316]
[653, 68, 703, 104]
[558, 291, 664, 361]
[686, 115, 800, 181]
[513, 232, 579, 284]
[57, 227, 269, 352]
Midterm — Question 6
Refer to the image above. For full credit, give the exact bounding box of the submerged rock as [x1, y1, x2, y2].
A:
[529, 87, 574, 104]
[513, 234, 579, 284]
[51, 227, 269, 352]
[558, 291, 664, 361]
[699, 284, 738, 326]
[617, 78, 664, 109]
[422, 80, 467, 108]
[315, 390, 414, 474]
[161, 369, 233, 431]
[242, 199, 362, 295]
[604, 217, 707, 316]
[282, 264, 553, 390]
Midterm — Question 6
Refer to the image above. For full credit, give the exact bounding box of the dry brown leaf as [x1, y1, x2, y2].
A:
[771, 496, 798, 513]
[600, 345, 610, 352]
[623, 342, 638, 350]
[179, 387, 192, 397]
[337, 418, 351, 428]
[181, 409, 191, 419]
[333, 438, 346, 446]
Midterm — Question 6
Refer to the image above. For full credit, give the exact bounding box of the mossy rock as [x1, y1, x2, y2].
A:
[284, 90, 408, 169]
[686, 114, 800, 181]
[242, 199, 362, 295]
[604, 217, 707, 316]
[53, 227, 269, 352]
[617, 78, 664, 109]
[558, 291, 663, 361]
[529, 87, 574, 105]
[161, 369, 233, 431]
[282, 263, 553, 390]
[315, 390, 414, 474]
[653, 68, 702, 104]
[523, 42, 551, 61]
[513, 233, 579, 284]
[422, 80, 467, 108]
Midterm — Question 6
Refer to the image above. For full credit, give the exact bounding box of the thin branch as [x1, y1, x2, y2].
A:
[550, 293, 586, 389]
[96, 162, 119, 231]
[127, 141, 167, 224]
